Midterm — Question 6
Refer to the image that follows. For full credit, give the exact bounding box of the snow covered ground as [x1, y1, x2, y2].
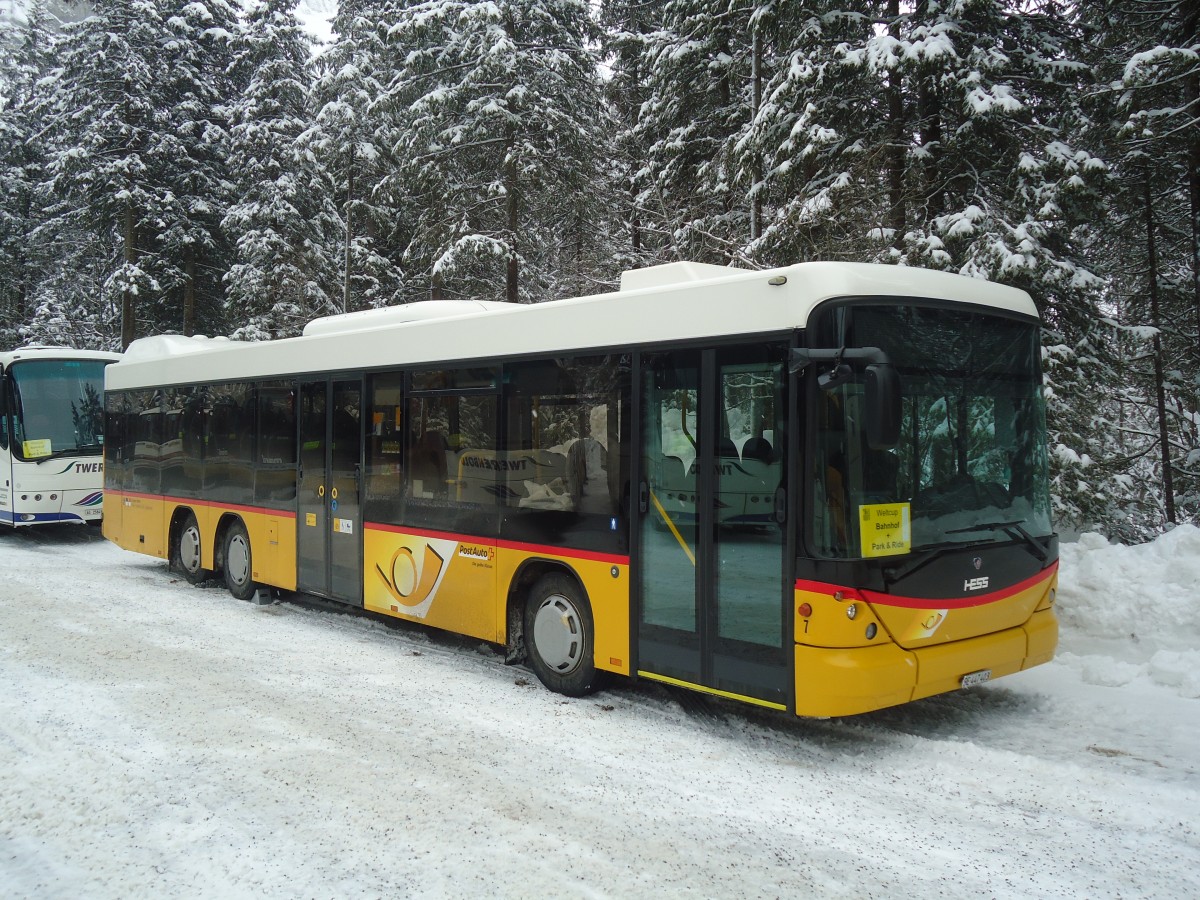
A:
[2, 525, 1198, 898]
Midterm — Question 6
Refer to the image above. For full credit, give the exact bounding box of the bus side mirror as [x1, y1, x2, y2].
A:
[865, 363, 900, 449]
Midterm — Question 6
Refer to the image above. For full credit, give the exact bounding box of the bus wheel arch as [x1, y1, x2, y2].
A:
[216, 514, 258, 601]
[169, 507, 210, 584]
[505, 561, 571, 663]
[518, 566, 599, 697]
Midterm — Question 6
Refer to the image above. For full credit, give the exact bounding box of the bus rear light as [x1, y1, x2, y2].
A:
[798, 602, 812, 618]
[866, 623, 878, 640]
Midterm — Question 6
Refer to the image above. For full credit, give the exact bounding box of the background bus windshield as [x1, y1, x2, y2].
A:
[10, 359, 107, 460]
[810, 303, 1052, 558]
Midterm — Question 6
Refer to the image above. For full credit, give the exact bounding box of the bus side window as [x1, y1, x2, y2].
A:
[104, 391, 126, 490]
[256, 382, 296, 506]
[405, 369, 500, 531]
[501, 356, 626, 522]
[365, 372, 404, 524]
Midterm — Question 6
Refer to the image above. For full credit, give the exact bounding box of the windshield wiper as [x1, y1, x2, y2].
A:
[27, 449, 83, 464]
[881, 540, 967, 585]
[945, 519, 1022, 534]
[946, 520, 1049, 562]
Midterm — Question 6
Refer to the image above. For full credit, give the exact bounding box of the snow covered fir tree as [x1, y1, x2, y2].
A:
[0, 0, 1196, 538]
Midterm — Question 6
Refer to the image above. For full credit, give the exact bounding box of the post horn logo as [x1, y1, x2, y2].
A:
[374, 538, 456, 618]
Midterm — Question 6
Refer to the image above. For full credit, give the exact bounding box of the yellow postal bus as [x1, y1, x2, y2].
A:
[103, 261, 1058, 716]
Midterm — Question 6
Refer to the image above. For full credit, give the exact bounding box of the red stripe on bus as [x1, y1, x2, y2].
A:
[364, 521, 629, 566]
[110, 490, 297, 520]
[795, 561, 1057, 610]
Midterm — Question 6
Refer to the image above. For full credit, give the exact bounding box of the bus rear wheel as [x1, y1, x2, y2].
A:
[524, 573, 599, 697]
[171, 512, 210, 585]
[222, 520, 258, 601]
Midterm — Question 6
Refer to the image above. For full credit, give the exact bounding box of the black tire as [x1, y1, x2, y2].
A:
[524, 573, 599, 697]
[222, 520, 258, 601]
[170, 511, 210, 585]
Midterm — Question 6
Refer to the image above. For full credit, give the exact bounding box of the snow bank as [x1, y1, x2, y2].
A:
[1056, 525, 1200, 698]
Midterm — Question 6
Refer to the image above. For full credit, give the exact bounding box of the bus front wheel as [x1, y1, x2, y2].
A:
[222, 520, 258, 601]
[171, 512, 210, 585]
[524, 574, 599, 697]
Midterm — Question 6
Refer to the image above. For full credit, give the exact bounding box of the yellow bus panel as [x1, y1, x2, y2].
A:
[103, 491, 297, 591]
[494, 545, 630, 677]
[795, 642, 918, 718]
[1022, 607, 1058, 669]
[795, 608, 1058, 718]
[363, 524, 631, 675]
[104, 491, 167, 558]
[364, 525, 499, 643]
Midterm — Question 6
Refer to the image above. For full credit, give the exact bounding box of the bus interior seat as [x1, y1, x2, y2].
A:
[410, 431, 448, 497]
[741, 436, 773, 462]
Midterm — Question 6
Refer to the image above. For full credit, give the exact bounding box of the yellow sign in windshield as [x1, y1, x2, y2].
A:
[23, 439, 52, 458]
[859, 502, 911, 558]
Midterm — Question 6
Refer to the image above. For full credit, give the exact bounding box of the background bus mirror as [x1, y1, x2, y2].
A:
[865, 363, 900, 449]
[817, 363, 854, 390]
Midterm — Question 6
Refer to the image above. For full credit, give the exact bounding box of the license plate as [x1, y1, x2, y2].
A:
[960, 669, 992, 689]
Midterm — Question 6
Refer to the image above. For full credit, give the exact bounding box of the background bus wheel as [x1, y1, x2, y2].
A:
[524, 574, 598, 697]
[171, 512, 210, 585]
[222, 520, 257, 601]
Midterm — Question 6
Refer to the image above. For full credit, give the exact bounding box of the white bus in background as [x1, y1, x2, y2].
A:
[1, 346, 121, 527]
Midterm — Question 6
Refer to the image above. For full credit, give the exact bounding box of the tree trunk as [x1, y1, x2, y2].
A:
[505, 116, 519, 303]
[916, 0, 945, 222]
[1185, 4, 1200, 366]
[506, 180, 519, 303]
[1144, 177, 1176, 524]
[885, 0, 906, 248]
[343, 145, 355, 314]
[182, 244, 196, 337]
[750, 24, 763, 245]
[121, 198, 136, 351]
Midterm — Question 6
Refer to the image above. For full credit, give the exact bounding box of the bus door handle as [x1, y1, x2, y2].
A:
[638, 481, 649, 514]
[354, 463, 361, 502]
[774, 486, 787, 525]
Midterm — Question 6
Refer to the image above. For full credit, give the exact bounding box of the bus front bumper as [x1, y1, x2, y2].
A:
[793, 607, 1058, 718]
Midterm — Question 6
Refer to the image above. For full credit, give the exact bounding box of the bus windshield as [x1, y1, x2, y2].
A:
[810, 303, 1053, 558]
[10, 359, 108, 460]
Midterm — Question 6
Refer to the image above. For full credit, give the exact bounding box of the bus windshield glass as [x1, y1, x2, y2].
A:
[10, 359, 108, 460]
[809, 303, 1052, 558]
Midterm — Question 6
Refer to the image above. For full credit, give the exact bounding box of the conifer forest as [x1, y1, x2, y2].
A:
[0, 1, 1197, 539]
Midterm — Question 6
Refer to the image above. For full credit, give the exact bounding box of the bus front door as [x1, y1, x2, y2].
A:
[637, 345, 790, 710]
[297, 378, 363, 603]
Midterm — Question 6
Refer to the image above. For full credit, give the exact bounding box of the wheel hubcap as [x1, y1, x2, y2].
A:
[227, 534, 250, 586]
[180, 526, 202, 574]
[532, 594, 582, 674]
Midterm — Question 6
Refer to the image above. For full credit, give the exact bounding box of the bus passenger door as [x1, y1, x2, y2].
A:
[297, 378, 363, 604]
[636, 345, 790, 710]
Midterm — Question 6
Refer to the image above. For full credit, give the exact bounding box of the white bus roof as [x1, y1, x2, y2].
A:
[1, 346, 121, 367]
[107, 261, 1038, 391]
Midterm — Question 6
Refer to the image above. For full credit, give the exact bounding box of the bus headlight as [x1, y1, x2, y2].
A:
[846, 603, 858, 620]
